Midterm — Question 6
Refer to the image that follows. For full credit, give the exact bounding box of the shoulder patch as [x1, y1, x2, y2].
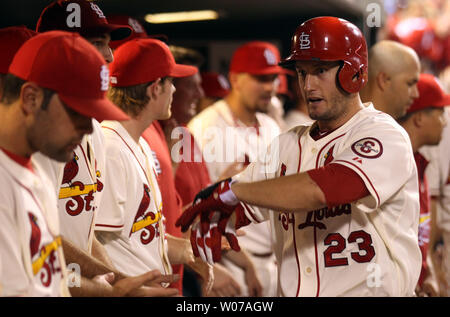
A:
[351, 137, 383, 158]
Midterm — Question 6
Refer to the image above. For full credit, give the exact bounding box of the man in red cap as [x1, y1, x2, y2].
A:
[0, 26, 36, 97]
[188, 41, 285, 296]
[95, 38, 211, 293]
[397, 73, 449, 296]
[0, 31, 172, 296]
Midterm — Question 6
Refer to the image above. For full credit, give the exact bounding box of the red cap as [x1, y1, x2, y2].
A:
[230, 41, 288, 75]
[0, 26, 37, 74]
[277, 74, 293, 99]
[109, 38, 198, 87]
[36, 0, 131, 41]
[107, 15, 170, 50]
[407, 73, 450, 113]
[201, 72, 230, 98]
[9, 31, 129, 121]
[107, 15, 148, 50]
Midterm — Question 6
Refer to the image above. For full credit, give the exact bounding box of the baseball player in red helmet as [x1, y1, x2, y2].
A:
[177, 16, 422, 296]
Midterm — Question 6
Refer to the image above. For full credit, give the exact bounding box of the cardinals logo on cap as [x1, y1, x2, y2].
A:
[100, 65, 109, 91]
[264, 48, 277, 66]
[89, 2, 105, 19]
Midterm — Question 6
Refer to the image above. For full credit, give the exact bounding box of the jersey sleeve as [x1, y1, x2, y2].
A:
[95, 146, 127, 232]
[331, 122, 417, 212]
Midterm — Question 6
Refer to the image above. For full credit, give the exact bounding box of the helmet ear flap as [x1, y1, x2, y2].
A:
[338, 62, 367, 93]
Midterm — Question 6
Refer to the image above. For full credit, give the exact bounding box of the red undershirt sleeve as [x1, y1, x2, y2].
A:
[307, 163, 370, 208]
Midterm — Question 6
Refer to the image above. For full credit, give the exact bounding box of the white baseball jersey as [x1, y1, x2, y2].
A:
[0, 149, 69, 296]
[420, 108, 450, 231]
[95, 121, 171, 277]
[234, 104, 422, 296]
[188, 99, 280, 295]
[33, 120, 106, 253]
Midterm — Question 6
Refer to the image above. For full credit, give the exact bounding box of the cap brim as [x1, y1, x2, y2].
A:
[59, 94, 130, 122]
[169, 64, 198, 78]
[244, 65, 293, 75]
[437, 95, 450, 107]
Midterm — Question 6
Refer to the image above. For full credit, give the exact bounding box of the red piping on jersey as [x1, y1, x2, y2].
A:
[95, 223, 124, 229]
[315, 133, 346, 168]
[242, 202, 261, 223]
[294, 136, 302, 297]
[78, 143, 97, 245]
[102, 126, 150, 182]
[333, 159, 381, 207]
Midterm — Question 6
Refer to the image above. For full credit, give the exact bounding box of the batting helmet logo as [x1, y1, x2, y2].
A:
[299, 32, 310, 49]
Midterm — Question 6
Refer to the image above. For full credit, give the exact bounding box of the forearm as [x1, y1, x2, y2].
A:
[62, 237, 120, 279]
[91, 235, 116, 270]
[167, 234, 192, 265]
[68, 276, 113, 297]
[223, 249, 255, 272]
[231, 172, 326, 212]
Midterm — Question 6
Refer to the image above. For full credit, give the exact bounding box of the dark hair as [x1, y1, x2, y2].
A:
[169, 45, 204, 68]
[108, 77, 170, 117]
[1, 74, 54, 109]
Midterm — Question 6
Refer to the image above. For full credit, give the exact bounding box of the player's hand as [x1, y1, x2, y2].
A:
[243, 264, 263, 297]
[207, 263, 241, 297]
[94, 270, 180, 297]
[175, 178, 239, 234]
[190, 213, 240, 265]
[186, 253, 214, 296]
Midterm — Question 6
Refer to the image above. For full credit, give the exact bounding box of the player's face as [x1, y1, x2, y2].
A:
[172, 73, 204, 124]
[155, 77, 176, 120]
[295, 60, 350, 122]
[422, 107, 447, 146]
[28, 93, 93, 162]
[86, 33, 113, 64]
[385, 59, 420, 119]
[237, 73, 279, 114]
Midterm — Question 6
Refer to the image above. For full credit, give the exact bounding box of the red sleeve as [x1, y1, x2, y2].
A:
[307, 163, 370, 207]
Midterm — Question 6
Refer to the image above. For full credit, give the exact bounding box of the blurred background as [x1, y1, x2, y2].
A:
[0, 0, 448, 84]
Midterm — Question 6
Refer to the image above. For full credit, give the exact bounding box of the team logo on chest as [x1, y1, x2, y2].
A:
[59, 152, 104, 216]
[130, 184, 161, 244]
[351, 137, 383, 159]
[28, 212, 62, 287]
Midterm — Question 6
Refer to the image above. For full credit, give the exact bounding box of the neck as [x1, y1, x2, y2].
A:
[400, 123, 422, 152]
[0, 102, 33, 157]
[225, 93, 258, 126]
[120, 117, 152, 144]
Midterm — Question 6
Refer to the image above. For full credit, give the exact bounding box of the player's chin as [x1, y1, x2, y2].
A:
[44, 145, 76, 163]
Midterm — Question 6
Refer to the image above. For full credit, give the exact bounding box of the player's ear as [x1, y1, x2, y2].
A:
[376, 71, 390, 91]
[412, 111, 424, 128]
[146, 78, 162, 100]
[20, 82, 43, 115]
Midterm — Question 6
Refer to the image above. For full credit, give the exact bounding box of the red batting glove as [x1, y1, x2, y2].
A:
[189, 212, 241, 265]
[175, 178, 239, 234]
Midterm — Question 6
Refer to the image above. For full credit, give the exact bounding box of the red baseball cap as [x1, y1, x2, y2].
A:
[201, 72, 230, 98]
[107, 15, 169, 50]
[407, 73, 450, 113]
[36, 0, 131, 41]
[9, 31, 129, 121]
[230, 41, 289, 75]
[0, 26, 37, 74]
[110, 38, 198, 87]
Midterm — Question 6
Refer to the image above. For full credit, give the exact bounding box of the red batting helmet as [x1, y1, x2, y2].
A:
[281, 16, 368, 94]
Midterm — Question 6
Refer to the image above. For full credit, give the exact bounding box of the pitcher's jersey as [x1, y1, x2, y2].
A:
[95, 121, 171, 277]
[0, 150, 68, 296]
[234, 104, 422, 296]
[33, 120, 106, 253]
